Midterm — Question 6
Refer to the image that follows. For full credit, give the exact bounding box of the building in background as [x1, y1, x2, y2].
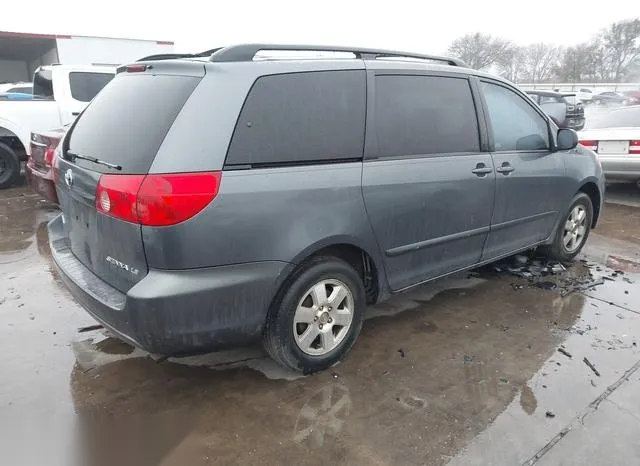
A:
[0, 30, 174, 83]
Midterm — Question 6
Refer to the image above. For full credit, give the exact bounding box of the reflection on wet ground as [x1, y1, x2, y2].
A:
[1, 183, 639, 466]
[595, 201, 640, 246]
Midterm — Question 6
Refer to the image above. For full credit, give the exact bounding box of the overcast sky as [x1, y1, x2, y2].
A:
[1, 0, 636, 54]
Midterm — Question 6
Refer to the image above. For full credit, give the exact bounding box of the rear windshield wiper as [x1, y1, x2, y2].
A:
[67, 151, 122, 170]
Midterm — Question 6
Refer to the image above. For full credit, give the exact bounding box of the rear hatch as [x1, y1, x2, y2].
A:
[56, 67, 203, 293]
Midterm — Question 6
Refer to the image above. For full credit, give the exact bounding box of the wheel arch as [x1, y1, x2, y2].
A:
[0, 122, 29, 159]
[273, 236, 388, 308]
[577, 179, 602, 227]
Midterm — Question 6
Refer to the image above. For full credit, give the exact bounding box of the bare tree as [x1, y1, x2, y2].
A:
[497, 46, 526, 83]
[553, 43, 599, 82]
[447, 33, 512, 70]
[600, 18, 640, 82]
[522, 43, 561, 83]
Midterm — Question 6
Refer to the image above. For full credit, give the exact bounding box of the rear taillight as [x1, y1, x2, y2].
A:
[30, 133, 62, 167]
[44, 145, 57, 166]
[95, 174, 143, 223]
[579, 140, 598, 151]
[95, 172, 221, 226]
[630, 140, 640, 154]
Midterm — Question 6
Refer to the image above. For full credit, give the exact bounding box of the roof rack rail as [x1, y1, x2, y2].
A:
[136, 48, 223, 62]
[209, 44, 466, 67]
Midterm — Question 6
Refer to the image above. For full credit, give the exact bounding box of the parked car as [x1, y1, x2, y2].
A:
[592, 91, 633, 106]
[25, 127, 66, 203]
[0, 82, 32, 94]
[48, 44, 604, 373]
[574, 88, 594, 103]
[0, 65, 114, 189]
[622, 90, 640, 104]
[579, 105, 640, 186]
[527, 90, 585, 130]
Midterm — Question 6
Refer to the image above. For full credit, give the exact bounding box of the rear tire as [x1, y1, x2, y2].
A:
[0, 142, 20, 189]
[541, 193, 593, 262]
[263, 256, 366, 373]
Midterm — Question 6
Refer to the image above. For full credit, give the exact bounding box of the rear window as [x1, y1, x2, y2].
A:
[226, 70, 366, 166]
[33, 69, 53, 99]
[588, 107, 640, 129]
[69, 72, 114, 102]
[538, 95, 561, 104]
[563, 95, 579, 104]
[374, 75, 480, 157]
[65, 74, 200, 174]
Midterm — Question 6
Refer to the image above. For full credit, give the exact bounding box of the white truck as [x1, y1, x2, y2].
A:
[0, 64, 115, 188]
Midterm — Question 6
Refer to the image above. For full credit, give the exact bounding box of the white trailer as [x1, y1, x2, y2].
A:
[0, 30, 174, 84]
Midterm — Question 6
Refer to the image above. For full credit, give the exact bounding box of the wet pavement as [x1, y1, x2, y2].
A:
[1, 179, 639, 466]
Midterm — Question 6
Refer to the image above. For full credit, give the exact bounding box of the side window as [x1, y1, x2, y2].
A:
[527, 94, 539, 104]
[226, 70, 366, 166]
[374, 75, 479, 157]
[69, 72, 114, 102]
[481, 82, 550, 151]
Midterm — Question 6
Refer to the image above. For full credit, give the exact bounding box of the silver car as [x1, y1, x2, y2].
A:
[579, 105, 640, 186]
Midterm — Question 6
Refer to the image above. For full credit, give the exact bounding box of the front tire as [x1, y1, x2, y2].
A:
[0, 142, 20, 189]
[263, 256, 366, 373]
[542, 193, 593, 261]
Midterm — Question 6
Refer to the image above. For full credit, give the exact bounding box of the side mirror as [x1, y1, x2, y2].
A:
[556, 128, 578, 151]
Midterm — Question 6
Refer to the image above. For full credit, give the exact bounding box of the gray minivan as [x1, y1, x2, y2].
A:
[49, 44, 605, 373]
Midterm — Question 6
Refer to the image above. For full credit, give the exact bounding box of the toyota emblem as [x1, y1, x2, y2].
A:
[64, 169, 73, 188]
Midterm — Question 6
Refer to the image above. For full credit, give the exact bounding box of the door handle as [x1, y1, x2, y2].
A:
[496, 163, 515, 174]
[471, 164, 493, 176]
[72, 112, 80, 116]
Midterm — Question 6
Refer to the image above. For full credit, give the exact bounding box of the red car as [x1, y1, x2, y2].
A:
[25, 128, 65, 204]
[623, 90, 640, 104]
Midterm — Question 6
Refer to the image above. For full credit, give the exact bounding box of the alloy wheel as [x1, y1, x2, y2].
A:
[293, 279, 354, 356]
[563, 205, 588, 253]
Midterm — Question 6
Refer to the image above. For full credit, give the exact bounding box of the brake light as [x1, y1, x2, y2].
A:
[96, 174, 142, 223]
[630, 140, 640, 154]
[579, 140, 598, 151]
[126, 64, 147, 73]
[95, 172, 221, 226]
[44, 145, 58, 166]
[30, 133, 63, 167]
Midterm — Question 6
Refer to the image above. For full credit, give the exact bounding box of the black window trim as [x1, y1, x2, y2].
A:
[364, 70, 487, 162]
[478, 78, 554, 154]
[223, 69, 367, 169]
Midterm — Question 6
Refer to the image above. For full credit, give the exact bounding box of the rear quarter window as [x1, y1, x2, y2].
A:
[65, 74, 200, 174]
[225, 70, 366, 166]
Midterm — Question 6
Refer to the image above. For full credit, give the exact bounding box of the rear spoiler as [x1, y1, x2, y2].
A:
[136, 48, 222, 62]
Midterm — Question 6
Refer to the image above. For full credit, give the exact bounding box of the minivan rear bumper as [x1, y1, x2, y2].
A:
[48, 214, 287, 355]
